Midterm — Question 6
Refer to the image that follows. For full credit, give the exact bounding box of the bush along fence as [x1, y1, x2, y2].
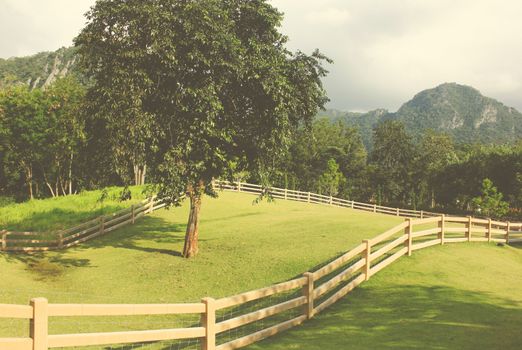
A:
[1, 214, 522, 349]
[0, 197, 165, 252]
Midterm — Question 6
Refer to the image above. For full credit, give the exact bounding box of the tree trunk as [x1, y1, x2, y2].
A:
[141, 164, 147, 185]
[183, 183, 204, 258]
[25, 165, 34, 200]
[68, 152, 73, 195]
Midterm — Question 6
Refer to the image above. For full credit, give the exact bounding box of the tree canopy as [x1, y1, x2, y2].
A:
[74, 0, 330, 257]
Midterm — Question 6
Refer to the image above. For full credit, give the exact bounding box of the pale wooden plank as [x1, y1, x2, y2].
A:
[215, 277, 307, 310]
[216, 315, 306, 350]
[48, 328, 205, 348]
[215, 296, 306, 334]
[48, 303, 205, 316]
[443, 237, 468, 243]
[411, 239, 440, 251]
[412, 216, 441, 225]
[368, 222, 409, 245]
[313, 243, 366, 280]
[313, 260, 365, 299]
[369, 247, 408, 277]
[314, 274, 366, 315]
[411, 227, 441, 238]
[0, 304, 33, 319]
[369, 234, 408, 262]
[0, 338, 32, 350]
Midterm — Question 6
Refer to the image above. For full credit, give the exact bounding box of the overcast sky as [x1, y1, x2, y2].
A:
[1, 0, 522, 112]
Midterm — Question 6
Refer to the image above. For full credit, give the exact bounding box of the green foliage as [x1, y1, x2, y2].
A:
[325, 83, 522, 149]
[316, 159, 345, 196]
[0, 47, 80, 90]
[0, 186, 146, 231]
[471, 179, 509, 218]
[278, 118, 367, 199]
[370, 120, 415, 204]
[75, 0, 330, 208]
[0, 77, 86, 199]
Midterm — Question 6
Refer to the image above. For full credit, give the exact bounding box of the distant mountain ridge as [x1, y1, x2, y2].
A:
[320, 83, 522, 149]
[0, 47, 78, 90]
[1, 50, 520, 147]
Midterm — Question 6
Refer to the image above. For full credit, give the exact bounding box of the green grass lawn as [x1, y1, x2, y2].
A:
[246, 243, 522, 350]
[0, 191, 402, 337]
[1, 190, 521, 349]
[0, 186, 147, 232]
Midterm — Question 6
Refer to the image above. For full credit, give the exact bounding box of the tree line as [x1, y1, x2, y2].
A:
[1, 80, 519, 220]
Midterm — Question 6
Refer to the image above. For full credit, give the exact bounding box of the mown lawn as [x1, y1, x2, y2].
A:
[246, 243, 522, 350]
[1, 190, 520, 350]
[0, 191, 401, 338]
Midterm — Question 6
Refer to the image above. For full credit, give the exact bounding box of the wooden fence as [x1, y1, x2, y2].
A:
[214, 180, 441, 219]
[0, 197, 165, 252]
[2, 212, 521, 349]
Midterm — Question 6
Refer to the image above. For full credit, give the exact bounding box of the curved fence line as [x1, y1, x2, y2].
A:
[214, 180, 442, 219]
[0, 196, 165, 252]
[1, 179, 441, 253]
[1, 185, 522, 349]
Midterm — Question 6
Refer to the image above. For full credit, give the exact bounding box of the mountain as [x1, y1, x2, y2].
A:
[319, 83, 522, 149]
[1, 49, 521, 146]
[0, 47, 79, 90]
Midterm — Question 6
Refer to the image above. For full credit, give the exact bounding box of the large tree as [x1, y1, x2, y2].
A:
[75, 0, 330, 257]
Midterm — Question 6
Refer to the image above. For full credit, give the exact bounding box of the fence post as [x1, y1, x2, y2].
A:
[149, 197, 154, 213]
[307, 192, 311, 203]
[1, 230, 7, 251]
[100, 216, 105, 235]
[467, 216, 472, 242]
[405, 218, 413, 256]
[201, 297, 216, 350]
[420, 210, 424, 219]
[303, 272, 314, 319]
[237, 181, 241, 192]
[131, 205, 135, 224]
[30, 298, 48, 350]
[373, 204, 376, 213]
[351, 201, 354, 209]
[438, 215, 445, 245]
[329, 196, 333, 205]
[284, 188, 288, 200]
[363, 239, 371, 281]
[396, 208, 400, 216]
[58, 232, 64, 250]
[487, 218, 492, 242]
[506, 222, 511, 244]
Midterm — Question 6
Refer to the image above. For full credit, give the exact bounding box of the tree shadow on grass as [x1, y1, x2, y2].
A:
[245, 284, 522, 350]
[0, 214, 192, 273]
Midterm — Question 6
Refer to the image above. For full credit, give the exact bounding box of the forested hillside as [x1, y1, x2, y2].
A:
[320, 83, 522, 149]
[0, 47, 78, 89]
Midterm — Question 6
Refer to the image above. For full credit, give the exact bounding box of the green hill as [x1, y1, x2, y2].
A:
[320, 83, 522, 149]
[0, 46, 79, 89]
[247, 243, 522, 350]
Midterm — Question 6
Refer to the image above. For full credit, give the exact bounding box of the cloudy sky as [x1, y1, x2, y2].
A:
[1, 0, 522, 112]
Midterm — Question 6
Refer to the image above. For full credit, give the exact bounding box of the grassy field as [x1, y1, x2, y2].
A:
[0, 186, 147, 232]
[246, 243, 522, 350]
[1, 189, 521, 349]
[0, 191, 402, 337]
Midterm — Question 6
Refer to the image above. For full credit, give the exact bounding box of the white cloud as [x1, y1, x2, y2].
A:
[305, 8, 351, 26]
[271, 0, 522, 111]
[2, 0, 522, 111]
[0, 0, 94, 58]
